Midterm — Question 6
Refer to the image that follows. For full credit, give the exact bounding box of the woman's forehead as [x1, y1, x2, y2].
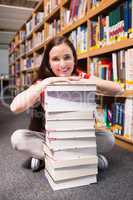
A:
[49, 43, 73, 56]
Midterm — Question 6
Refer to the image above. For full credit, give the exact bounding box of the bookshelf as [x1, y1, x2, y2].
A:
[9, 0, 133, 149]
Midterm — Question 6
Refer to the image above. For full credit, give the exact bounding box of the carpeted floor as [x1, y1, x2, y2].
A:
[0, 104, 133, 200]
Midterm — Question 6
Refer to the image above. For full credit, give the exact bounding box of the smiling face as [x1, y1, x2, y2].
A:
[49, 43, 75, 77]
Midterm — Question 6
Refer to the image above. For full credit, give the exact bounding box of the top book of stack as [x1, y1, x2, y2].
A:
[44, 82, 96, 112]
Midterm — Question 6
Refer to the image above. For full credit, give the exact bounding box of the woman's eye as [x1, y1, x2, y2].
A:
[52, 57, 59, 61]
[64, 55, 71, 60]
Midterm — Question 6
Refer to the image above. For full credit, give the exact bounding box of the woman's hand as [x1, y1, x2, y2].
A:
[71, 76, 124, 96]
[89, 76, 124, 95]
[41, 76, 81, 86]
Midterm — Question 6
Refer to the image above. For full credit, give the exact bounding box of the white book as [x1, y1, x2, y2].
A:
[45, 170, 97, 190]
[124, 98, 133, 139]
[125, 49, 133, 90]
[45, 119, 95, 131]
[45, 83, 96, 112]
[45, 96, 96, 112]
[46, 136, 96, 151]
[112, 52, 118, 81]
[46, 129, 95, 139]
[46, 82, 96, 91]
[45, 156, 98, 168]
[45, 111, 94, 120]
[46, 162, 97, 181]
[43, 143, 97, 159]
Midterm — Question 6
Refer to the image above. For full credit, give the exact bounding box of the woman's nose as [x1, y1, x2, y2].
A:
[60, 59, 65, 68]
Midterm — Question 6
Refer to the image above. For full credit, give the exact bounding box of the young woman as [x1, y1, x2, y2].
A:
[10, 36, 123, 172]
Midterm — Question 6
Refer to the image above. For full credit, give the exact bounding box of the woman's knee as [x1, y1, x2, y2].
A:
[11, 129, 27, 150]
[96, 131, 115, 154]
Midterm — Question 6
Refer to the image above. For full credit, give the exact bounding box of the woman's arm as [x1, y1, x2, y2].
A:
[90, 76, 124, 95]
[75, 75, 124, 95]
[10, 77, 76, 113]
[61, 75, 124, 95]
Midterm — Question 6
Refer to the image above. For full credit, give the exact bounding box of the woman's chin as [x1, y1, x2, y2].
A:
[59, 73, 69, 77]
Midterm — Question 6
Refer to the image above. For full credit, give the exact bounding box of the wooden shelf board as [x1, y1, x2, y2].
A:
[9, 62, 15, 66]
[19, 39, 25, 45]
[16, 56, 21, 61]
[44, 32, 62, 46]
[45, 6, 60, 22]
[34, 0, 44, 13]
[61, 16, 87, 35]
[33, 42, 45, 52]
[26, 31, 33, 40]
[34, 21, 44, 32]
[20, 53, 26, 58]
[115, 136, 133, 152]
[88, 0, 118, 19]
[62, 0, 69, 6]
[115, 134, 133, 145]
[26, 49, 34, 56]
[21, 68, 34, 73]
[77, 52, 88, 60]
[88, 38, 133, 57]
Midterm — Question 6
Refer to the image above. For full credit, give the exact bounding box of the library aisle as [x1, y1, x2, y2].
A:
[0, 103, 133, 200]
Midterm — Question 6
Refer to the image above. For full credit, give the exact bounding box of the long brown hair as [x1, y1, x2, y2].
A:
[37, 36, 78, 80]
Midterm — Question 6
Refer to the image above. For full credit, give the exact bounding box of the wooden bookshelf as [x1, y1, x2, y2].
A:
[87, 0, 118, 19]
[8, 0, 133, 148]
[61, 16, 87, 35]
[45, 5, 60, 21]
[88, 38, 133, 57]
[115, 135, 133, 152]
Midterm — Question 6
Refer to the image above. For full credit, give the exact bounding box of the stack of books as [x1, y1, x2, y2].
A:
[43, 82, 98, 190]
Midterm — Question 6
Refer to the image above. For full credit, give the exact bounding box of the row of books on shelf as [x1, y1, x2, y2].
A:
[26, 12, 44, 36]
[90, 0, 133, 48]
[61, 0, 87, 28]
[97, 98, 133, 140]
[45, 0, 60, 17]
[26, 30, 45, 53]
[9, 73, 33, 88]
[46, 19, 61, 39]
[9, 0, 88, 53]
[90, 48, 133, 90]
[9, 10, 44, 53]
[21, 72, 34, 86]
[9, 53, 43, 75]
[21, 58, 34, 71]
[91, 0, 101, 8]
[9, 31, 44, 59]
[68, 24, 88, 54]
[10, 23, 88, 61]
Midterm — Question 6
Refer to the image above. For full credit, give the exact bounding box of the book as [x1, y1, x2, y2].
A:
[45, 119, 95, 131]
[45, 96, 96, 112]
[45, 155, 98, 168]
[45, 161, 97, 181]
[45, 170, 97, 190]
[46, 129, 95, 139]
[46, 136, 96, 150]
[44, 82, 96, 112]
[43, 143, 97, 160]
[45, 110, 94, 120]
